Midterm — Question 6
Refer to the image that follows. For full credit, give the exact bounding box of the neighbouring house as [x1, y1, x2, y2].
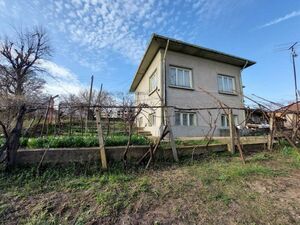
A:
[276, 101, 300, 129]
[244, 108, 285, 134]
[129, 34, 255, 138]
[245, 108, 269, 128]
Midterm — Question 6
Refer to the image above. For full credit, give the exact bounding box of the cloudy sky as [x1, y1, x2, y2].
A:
[0, 0, 300, 103]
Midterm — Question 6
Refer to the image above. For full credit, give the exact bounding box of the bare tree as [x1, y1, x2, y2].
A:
[60, 88, 116, 135]
[95, 90, 116, 135]
[0, 26, 51, 168]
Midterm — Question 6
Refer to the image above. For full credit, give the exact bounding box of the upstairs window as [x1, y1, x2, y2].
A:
[218, 75, 236, 94]
[175, 112, 196, 126]
[169, 66, 192, 88]
[149, 71, 157, 93]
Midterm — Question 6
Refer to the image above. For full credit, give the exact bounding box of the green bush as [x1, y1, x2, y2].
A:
[20, 138, 28, 147]
[0, 137, 28, 148]
[0, 138, 4, 147]
[104, 135, 149, 147]
[21, 135, 149, 149]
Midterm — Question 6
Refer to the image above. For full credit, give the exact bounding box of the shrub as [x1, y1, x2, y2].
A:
[0, 138, 4, 147]
[0, 138, 28, 148]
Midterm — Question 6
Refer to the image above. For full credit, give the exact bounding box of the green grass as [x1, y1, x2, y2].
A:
[1, 146, 300, 224]
[280, 146, 300, 168]
[17, 134, 150, 149]
[187, 154, 279, 185]
[2, 136, 219, 150]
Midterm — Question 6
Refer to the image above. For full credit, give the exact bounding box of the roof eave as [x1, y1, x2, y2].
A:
[129, 33, 256, 92]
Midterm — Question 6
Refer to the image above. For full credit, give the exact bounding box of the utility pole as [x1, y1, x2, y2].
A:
[289, 42, 299, 139]
[289, 42, 298, 104]
[85, 75, 94, 133]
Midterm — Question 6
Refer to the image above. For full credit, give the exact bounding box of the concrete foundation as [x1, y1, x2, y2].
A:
[16, 144, 229, 165]
[15, 141, 267, 165]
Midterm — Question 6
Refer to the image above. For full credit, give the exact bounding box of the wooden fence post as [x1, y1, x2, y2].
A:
[95, 108, 108, 169]
[267, 112, 275, 150]
[228, 109, 235, 154]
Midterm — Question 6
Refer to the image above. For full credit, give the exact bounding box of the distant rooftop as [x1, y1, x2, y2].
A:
[130, 33, 256, 92]
[277, 101, 300, 113]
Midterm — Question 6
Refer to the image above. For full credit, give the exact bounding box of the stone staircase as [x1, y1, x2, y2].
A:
[136, 127, 152, 137]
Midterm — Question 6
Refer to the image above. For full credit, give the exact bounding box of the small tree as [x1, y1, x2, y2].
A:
[0, 27, 51, 167]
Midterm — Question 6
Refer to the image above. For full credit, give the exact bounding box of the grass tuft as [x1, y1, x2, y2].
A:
[281, 146, 300, 168]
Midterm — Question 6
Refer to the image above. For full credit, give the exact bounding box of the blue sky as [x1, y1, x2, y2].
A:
[0, 0, 300, 104]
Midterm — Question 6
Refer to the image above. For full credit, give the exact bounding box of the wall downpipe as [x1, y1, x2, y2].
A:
[161, 39, 170, 126]
[240, 60, 248, 102]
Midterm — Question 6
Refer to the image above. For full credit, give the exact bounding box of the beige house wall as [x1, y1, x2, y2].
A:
[135, 49, 163, 137]
[135, 50, 246, 138]
[165, 51, 245, 137]
[284, 113, 295, 128]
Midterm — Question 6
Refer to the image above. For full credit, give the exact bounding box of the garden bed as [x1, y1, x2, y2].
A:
[1, 135, 150, 149]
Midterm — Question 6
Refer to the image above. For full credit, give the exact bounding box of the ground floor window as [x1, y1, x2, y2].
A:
[148, 112, 156, 127]
[175, 112, 196, 126]
[221, 114, 238, 128]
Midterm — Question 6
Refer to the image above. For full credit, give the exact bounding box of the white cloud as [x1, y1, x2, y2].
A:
[31, 0, 232, 67]
[259, 10, 300, 29]
[39, 59, 76, 80]
[44, 80, 83, 96]
[39, 60, 85, 96]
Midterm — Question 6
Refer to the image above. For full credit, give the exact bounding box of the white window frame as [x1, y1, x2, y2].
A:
[175, 112, 196, 126]
[149, 71, 157, 93]
[218, 74, 236, 94]
[148, 112, 156, 127]
[169, 66, 192, 88]
[221, 114, 238, 128]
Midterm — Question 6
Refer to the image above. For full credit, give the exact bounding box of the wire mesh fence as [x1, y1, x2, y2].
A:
[0, 97, 299, 170]
[0, 102, 296, 141]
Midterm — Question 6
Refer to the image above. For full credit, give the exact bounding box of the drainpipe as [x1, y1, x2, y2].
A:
[240, 60, 248, 102]
[161, 39, 170, 126]
[240, 60, 248, 127]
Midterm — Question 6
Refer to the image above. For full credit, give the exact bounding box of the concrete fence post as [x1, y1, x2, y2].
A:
[95, 108, 108, 169]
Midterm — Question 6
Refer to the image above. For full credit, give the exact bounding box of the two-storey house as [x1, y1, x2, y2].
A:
[129, 34, 255, 138]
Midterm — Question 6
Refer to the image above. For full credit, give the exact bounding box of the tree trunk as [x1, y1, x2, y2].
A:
[7, 104, 26, 167]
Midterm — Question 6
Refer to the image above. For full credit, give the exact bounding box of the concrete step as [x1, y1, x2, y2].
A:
[137, 131, 152, 137]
